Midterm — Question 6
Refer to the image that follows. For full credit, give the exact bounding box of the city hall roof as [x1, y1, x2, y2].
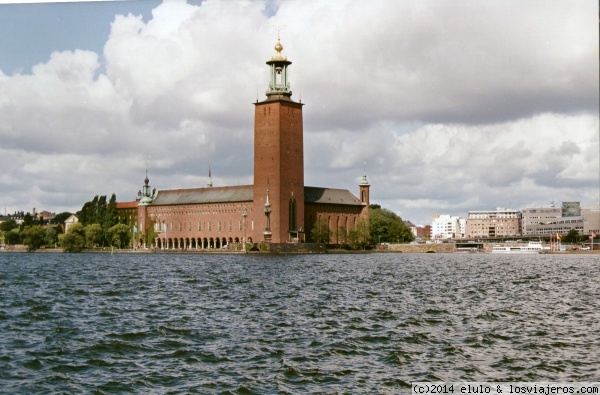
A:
[144, 185, 362, 207]
[151, 185, 253, 206]
[304, 186, 363, 206]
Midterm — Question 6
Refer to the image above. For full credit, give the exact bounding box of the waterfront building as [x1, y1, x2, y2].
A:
[415, 225, 431, 239]
[464, 207, 521, 238]
[521, 205, 561, 236]
[582, 205, 600, 235]
[522, 203, 584, 236]
[431, 214, 460, 240]
[118, 38, 370, 249]
[64, 214, 79, 232]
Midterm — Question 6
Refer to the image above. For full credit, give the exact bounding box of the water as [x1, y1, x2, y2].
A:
[0, 252, 598, 394]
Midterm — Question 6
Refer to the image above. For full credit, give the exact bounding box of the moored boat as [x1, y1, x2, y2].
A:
[491, 241, 549, 254]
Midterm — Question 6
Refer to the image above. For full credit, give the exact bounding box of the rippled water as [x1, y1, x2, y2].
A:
[0, 252, 598, 394]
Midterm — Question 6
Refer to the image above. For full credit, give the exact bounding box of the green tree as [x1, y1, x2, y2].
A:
[0, 219, 18, 232]
[22, 213, 34, 228]
[311, 217, 331, 243]
[347, 229, 360, 249]
[369, 207, 414, 244]
[85, 224, 103, 247]
[103, 194, 119, 245]
[348, 217, 370, 250]
[77, 199, 95, 225]
[336, 226, 348, 245]
[562, 229, 581, 243]
[4, 229, 20, 245]
[45, 227, 58, 247]
[145, 219, 157, 248]
[96, 195, 107, 226]
[22, 225, 46, 252]
[61, 223, 86, 252]
[108, 224, 131, 249]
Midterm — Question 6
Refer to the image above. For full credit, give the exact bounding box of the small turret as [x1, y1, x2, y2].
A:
[359, 162, 370, 205]
[139, 171, 154, 206]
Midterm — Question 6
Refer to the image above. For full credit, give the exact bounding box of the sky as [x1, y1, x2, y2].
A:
[0, 0, 598, 226]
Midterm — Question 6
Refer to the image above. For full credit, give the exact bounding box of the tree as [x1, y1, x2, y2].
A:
[76, 194, 119, 246]
[336, 226, 348, 245]
[369, 207, 414, 244]
[96, 195, 107, 226]
[355, 218, 369, 249]
[311, 217, 331, 243]
[85, 224, 103, 247]
[0, 219, 18, 232]
[144, 219, 157, 248]
[562, 229, 581, 243]
[103, 194, 119, 245]
[77, 199, 95, 225]
[348, 217, 370, 250]
[61, 223, 86, 252]
[45, 227, 58, 247]
[4, 229, 20, 245]
[22, 225, 46, 252]
[108, 224, 131, 249]
[22, 213, 34, 228]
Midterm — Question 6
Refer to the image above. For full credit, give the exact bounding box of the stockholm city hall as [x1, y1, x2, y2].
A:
[117, 37, 370, 250]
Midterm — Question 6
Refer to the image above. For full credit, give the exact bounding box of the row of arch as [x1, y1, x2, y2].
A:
[152, 236, 254, 250]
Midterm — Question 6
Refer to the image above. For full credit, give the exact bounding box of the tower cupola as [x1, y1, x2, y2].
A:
[139, 170, 154, 205]
[266, 37, 292, 97]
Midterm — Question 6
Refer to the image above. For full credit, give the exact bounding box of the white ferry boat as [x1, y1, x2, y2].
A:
[491, 241, 549, 254]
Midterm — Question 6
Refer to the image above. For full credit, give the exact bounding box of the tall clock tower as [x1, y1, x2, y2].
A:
[253, 37, 304, 243]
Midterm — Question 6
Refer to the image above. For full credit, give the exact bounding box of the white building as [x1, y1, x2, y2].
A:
[64, 214, 79, 233]
[431, 214, 461, 240]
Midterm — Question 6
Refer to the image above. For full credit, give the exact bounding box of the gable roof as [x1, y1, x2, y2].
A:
[116, 201, 138, 209]
[65, 214, 78, 223]
[304, 186, 363, 206]
[151, 185, 253, 206]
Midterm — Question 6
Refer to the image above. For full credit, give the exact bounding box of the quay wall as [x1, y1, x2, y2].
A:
[381, 243, 455, 253]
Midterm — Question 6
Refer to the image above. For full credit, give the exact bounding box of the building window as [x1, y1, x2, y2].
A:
[289, 198, 297, 231]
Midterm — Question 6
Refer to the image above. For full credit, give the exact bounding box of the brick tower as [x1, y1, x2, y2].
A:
[253, 37, 304, 243]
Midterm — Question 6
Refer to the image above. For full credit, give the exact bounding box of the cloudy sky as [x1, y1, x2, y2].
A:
[0, 0, 598, 225]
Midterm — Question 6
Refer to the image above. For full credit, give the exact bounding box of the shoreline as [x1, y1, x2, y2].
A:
[1, 246, 598, 254]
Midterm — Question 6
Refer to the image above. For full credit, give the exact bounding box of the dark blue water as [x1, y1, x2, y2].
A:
[0, 252, 598, 394]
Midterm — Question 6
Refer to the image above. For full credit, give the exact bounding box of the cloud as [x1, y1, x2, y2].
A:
[0, 0, 597, 225]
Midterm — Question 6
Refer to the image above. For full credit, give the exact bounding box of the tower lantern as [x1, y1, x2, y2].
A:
[266, 37, 292, 97]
